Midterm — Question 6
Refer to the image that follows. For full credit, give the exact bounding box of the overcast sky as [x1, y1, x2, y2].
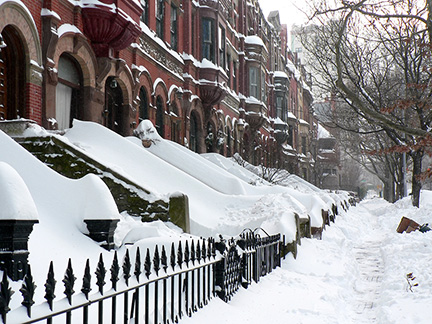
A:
[259, 0, 310, 28]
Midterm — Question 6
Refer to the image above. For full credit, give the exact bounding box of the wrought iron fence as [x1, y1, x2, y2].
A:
[0, 233, 282, 324]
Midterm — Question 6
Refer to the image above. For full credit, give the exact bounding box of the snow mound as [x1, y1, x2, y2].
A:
[0, 162, 38, 220]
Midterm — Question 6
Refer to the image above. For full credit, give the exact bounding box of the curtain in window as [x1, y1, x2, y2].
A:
[56, 83, 72, 129]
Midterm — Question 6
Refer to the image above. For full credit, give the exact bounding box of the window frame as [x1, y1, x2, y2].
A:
[170, 4, 178, 51]
[202, 18, 215, 63]
[219, 25, 226, 68]
[156, 0, 165, 39]
[249, 66, 259, 99]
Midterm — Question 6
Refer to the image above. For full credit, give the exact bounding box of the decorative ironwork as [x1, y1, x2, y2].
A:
[153, 245, 161, 276]
[0, 233, 283, 323]
[63, 259, 76, 305]
[110, 252, 120, 291]
[0, 271, 13, 324]
[20, 265, 36, 317]
[123, 249, 131, 286]
[81, 259, 91, 299]
[44, 262, 56, 310]
[177, 241, 183, 269]
[170, 242, 176, 271]
[134, 247, 142, 282]
[144, 248, 151, 279]
[184, 241, 190, 267]
[161, 245, 168, 273]
[95, 254, 106, 295]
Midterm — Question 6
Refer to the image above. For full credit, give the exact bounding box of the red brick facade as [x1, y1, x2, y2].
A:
[0, 0, 315, 179]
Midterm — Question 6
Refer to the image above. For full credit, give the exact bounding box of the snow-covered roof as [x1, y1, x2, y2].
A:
[287, 112, 297, 120]
[273, 117, 287, 125]
[245, 35, 266, 47]
[274, 71, 289, 79]
[317, 123, 333, 139]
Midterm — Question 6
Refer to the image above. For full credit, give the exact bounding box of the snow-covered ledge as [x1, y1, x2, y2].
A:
[0, 162, 39, 281]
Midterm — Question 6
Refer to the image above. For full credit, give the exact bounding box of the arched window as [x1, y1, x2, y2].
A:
[190, 112, 198, 152]
[56, 53, 82, 129]
[155, 96, 165, 137]
[139, 87, 148, 121]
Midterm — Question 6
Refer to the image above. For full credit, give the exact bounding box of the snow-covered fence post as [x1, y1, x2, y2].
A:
[0, 162, 39, 281]
[169, 192, 190, 233]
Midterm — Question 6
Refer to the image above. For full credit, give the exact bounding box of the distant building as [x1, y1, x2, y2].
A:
[315, 122, 340, 189]
[0, 0, 315, 179]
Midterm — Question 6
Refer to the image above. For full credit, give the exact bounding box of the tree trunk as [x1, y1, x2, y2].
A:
[411, 150, 424, 207]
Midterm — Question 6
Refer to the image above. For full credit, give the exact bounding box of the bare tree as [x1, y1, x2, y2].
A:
[300, 0, 432, 206]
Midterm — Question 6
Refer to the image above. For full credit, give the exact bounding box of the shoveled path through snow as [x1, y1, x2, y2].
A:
[181, 197, 432, 324]
[344, 201, 386, 323]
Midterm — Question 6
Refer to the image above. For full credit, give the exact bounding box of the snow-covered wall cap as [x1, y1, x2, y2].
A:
[245, 35, 266, 48]
[79, 173, 119, 220]
[58, 24, 82, 38]
[0, 162, 39, 220]
[170, 191, 186, 198]
[287, 112, 297, 119]
[274, 71, 289, 79]
[274, 117, 287, 125]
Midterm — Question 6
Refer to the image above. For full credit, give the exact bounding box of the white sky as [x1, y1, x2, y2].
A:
[259, 0, 310, 28]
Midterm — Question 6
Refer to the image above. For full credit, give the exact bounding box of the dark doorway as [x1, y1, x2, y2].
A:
[104, 77, 124, 134]
[155, 96, 165, 137]
[190, 112, 198, 152]
[0, 27, 26, 120]
[139, 87, 148, 122]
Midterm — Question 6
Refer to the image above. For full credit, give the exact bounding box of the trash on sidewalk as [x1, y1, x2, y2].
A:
[396, 216, 431, 233]
[396, 216, 420, 233]
[419, 223, 431, 233]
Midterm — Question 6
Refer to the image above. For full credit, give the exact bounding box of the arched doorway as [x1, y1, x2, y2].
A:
[56, 53, 82, 129]
[155, 96, 165, 137]
[0, 27, 26, 120]
[104, 76, 123, 134]
[139, 86, 148, 122]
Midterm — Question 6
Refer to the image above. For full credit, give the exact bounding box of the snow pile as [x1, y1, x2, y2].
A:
[0, 162, 38, 220]
[65, 120, 329, 240]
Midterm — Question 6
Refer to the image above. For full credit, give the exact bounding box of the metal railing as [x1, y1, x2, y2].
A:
[0, 233, 282, 324]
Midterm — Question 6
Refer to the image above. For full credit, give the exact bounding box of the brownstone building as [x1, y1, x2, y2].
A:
[0, 0, 314, 178]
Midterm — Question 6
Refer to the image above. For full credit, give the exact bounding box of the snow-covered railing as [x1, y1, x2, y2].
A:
[0, 233, 282, 323]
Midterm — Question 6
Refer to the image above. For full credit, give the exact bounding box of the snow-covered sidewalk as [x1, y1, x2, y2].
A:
[181, 196, 432, 324]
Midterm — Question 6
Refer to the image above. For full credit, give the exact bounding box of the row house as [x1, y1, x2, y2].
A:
[0, 0, 314, 179]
